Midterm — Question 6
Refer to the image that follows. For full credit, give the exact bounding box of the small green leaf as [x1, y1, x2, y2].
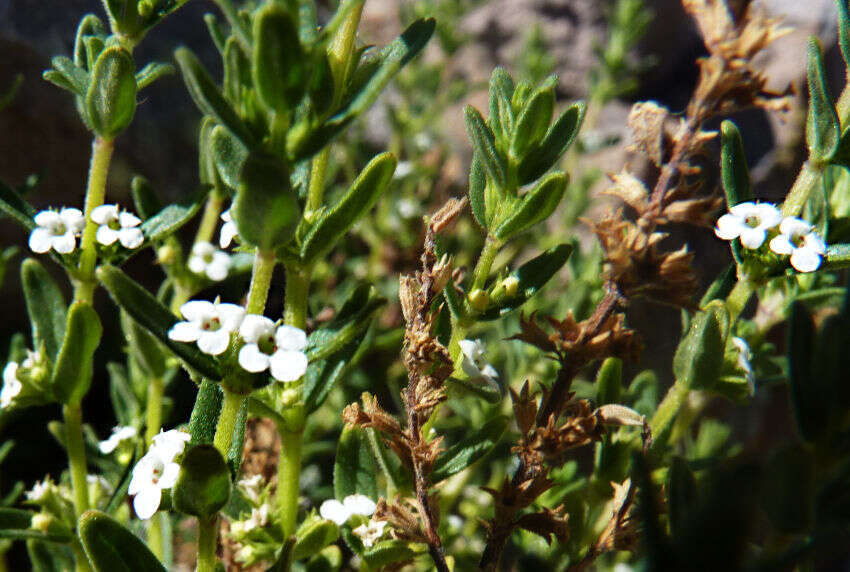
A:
[488, 67, 515, 145]
[672, 303, 726, 391]
[21, 258, 67, 362]
[300, 152, 396, 265]
[140, 187, 206, 242]
[0, 179, 36, 231]
[173, 444, 232, 518]
[120, 310, 167, 378]
[517, 101, 585, 185]
[227, 398, 248, 477]
[787, 301, 829, 442]
[130, 176, 162, 220]
[51, 302, 101, 404]
[469, 156, 487, 229]
[135, 61, 174, 91]
[223, 37, 251, 104]
[188, 380, 223, 445]
[362, 540, 419, 568]
[74, 14, 107, 69]
[464, 106, 507, 190]
[252, 4, 307, 113]
[0, 508, 72, 543]
[86, 46, 137, 138]
[78, 510, 166, 572]
[667, 457, 697, 539]
[596, 357, 622, 406]
[481, 243, 572, 320]
[97, 265, 221, 380]
[510, 84, 555, 159]
[174, 47, 254, 147]
[806, 37, 839, 164]
[45, 56, 89, 96]
[720, 120, 753, 207]
[210, 124, 249, 190]
[293, 516, 339, 560]
[232, 153, 301, 250]
[493, 172, 567, 240]
[432, 415, 508, 483]
[334, 426, 377, 500]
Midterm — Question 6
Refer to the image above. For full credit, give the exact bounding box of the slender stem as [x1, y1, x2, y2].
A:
[648, 380, 690, 453]
[306, 148, 330, 215]
[283, 263, 310, 328]
[277, 428, 303, 539]
[781, 163, 822, 218]
[63, 404, 90, 517]
[470, 236, 502, 293]
[213, 389, 245, 455]
[147, 514, 164, 563]
[75, 137, 115, 302]
[211, 0, 251, 53]
[194, 192, 224, 247]
[145, 377, 164, 446]
[246, 249, 276, 315]
[725, 279, 754, 323]
[196, 516, 218, 572]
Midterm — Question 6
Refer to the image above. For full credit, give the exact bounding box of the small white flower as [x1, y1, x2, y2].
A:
[714, 202, 782, 249]
[1, 362, 22, 408]
[732, 337, 756, 395]
[242, 504, 270, 532]
[28, 208, 84, 254]
[768, 216, 827, 273]
[98, 425, 137, 454]
[91, 204, 144, 249]
[237, 474, 264, 504]
[394, 161, 414, 179]
[168, 299, 245, 356]
[25, 480, 51, 502]
[397, 197, 419, 219]
[188, 241, 232, 281]
[128, 448, 181, 520]
[150, 429, 191, 462]
[238, 317, 308, 382]
[458, 339, 499, 383]
[219, 209, 238, 249]
[319, 494, 377, 525]
[352, 519, 388, 548]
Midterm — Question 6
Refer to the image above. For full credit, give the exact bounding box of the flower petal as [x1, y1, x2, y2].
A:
[269, 349, 308, 382]
[168, 321, 201, 342]
[238, 344, 271, 372]
[61, 208, 85, 233]
[239, 315, 275, 343]
[28, 228, 53, 253]
[119, 211, 142, 228]
[753, 203, 782, 228]
[319, 499, 350, 525]
[778, 216, 811, 236]
[180, 300, 215, 322]
[275, 325, 307, 351]
[192, 241, 215, 256]
[118, 227, 144, 249]
[96, 225, 120, 246]
[728, 201, 756, 217]
[159, 462, 181, 489]
[206, 258, 230, 281]
[739, 227, 766, 249]
[215, 303, 245, 332]
[804, 231, 826, 254]
[768, 234, 794, 255]
[219, 222, 237, 249]
[790, 248, 822, 273]
[90, 204, 117, 225]
[198, 329, 231, 355]
[51, 232, 76, 254]
[34, 210, 60, 227]
[133, 485, 162, 520]
[343, 494, 376, 516]
[187, 255, 206, 275]
[714, 214, 744, 240]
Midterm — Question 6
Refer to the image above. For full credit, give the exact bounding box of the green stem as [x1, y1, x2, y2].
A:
[283, 263, 310, 329]
[277, 428, 303, 539]
[75, 137, 115, 302]
[213, 389, 245, 455]
[63, 404, 90, 517]
[246, 249, 276, 315]
[306, 148, 330, 215]
[470, 236, 502, 292]
[196, 516, 218, 572]
[70, 538, 92, 572]
[145, 377, 164, 446]
[725, 279, 754, 323]
[212, 0, 251, 53]
[781, 162, 822, 218]
[194, 192, 224, 247]
[648, 380, 690, 453]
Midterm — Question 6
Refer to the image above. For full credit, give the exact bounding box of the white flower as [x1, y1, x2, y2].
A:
[128, 448, 181, 520]
[319, 494, 377, 525]
[394, 161, 414, 179]
[237, 474, 264, 504]
[219, 209, 238, 249]
[352, 519, 388, 548]
[732, 337, 756, 395]
[150, 429, 191, 462]
[1, 362, 22, 408]
[238, 317, 308, 382]
[242, 504, 270, 532]
[768, 216, 827, 273]
[98, 425, 137, 454]
[168, 299, 245, 355]
[714, 202, 782, 249]
[397, 198, 419, 219]
[188, 241, 232, 281]
[25, 480, 51, 502]
[28, 208, 84, 254]
[458, 339, 499, 383]
[91, 204, 144, 249]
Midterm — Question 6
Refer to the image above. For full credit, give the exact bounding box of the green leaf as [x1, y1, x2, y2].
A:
[0, 508, 72, 543]
[720, 120, 753, 207]
[78, 510, 166, 572]
[596, 357, 622, 406]
[787, 301, 829, 442]
[135, 61, 174, 91]
[293, 516, 339, 560]
[28, 539, 75, 572]
[699, 263, 736, 307]
[130, 176, 162, 220]
[806, 37, 839, 164]
[45, 56, 89, 96]
[362, 540, 419, 568]
[232, 153, 301, 250]
[667, 457, 697, 539]
[300, 152, 396, 265]
[510, 84, 555, 159]
[97, 265, 221, 380]
[0, 178, 37, 231]
[188, 380, 223, 445]
[432, 415, 508, 483]
[74, 14, 107, 69]
[517, 101, 585, 185]
[51, 302, 102, 404]
[120, 310, 167, 378]
[481, 243, 572, 320]
[86, 46, 137, 138]
[252, 4, 307, 113]
[174, 47, 255, 147]
[334, 426, 377, 500]
[468, 156, 487, 228]
[464, 105, 507, 190]
[210, 124, 249, 190]
[173, 444, 231, 518]
[227, 398, 248, 478]
[672, 303, 726, 391]
[488, 67, 515, 145]
[21, 258, 67, 362]
[493, 172, 567, 240]
[140, 187, 206, 243]
[223, 37, 251, 104]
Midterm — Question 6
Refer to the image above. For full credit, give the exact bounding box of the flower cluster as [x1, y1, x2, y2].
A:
[188, 241, 232, 281]
[319, 494, 377, 525]
[168, 301, 309, 382]
[91, 204, 144, 249]
[714, 202, 826, 272]
[29, 205, 146, 255]
[128, 429, 191, 519]
[458, 339, 499, 384]
[1, 350, 43, 409]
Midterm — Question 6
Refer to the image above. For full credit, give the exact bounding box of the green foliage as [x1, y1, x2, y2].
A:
[21, 259, 67, 362]
[51, 302, 101, 404]
[78, 510, 166, 572]
[806, 37, 839, 165]
[173, 445, 232, 518]
[333, 426, 377, 500]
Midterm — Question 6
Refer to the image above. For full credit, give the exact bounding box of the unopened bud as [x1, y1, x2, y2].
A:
[30, 513, 52, 533]
[280, 388, 300, 407]
[157, 244, 177, 265]
[468, 288, 489, 312]
[502, 275, 519, 298]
